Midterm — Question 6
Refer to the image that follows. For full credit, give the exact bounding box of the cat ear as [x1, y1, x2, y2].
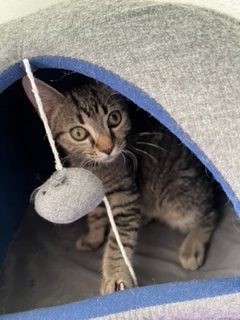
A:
[22, 76, 64, 115]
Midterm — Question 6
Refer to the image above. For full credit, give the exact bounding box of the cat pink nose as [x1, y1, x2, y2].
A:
[103, 146, 113, 155]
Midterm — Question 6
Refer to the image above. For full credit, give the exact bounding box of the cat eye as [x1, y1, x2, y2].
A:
[70, 127, 89, 141]
[108, 111, 122, 128]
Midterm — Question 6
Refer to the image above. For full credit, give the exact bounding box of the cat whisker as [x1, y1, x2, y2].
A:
[62, 154, 73, 161]
[136, 141, 168, 153]
[123, 149, 138, 171]
[61, 156, 74, 165]
[80, 159, 89, 168]
[62, 153, 88, 166]
[49, 71, 75, 82]
[137, 132, 163, 137]
[62, 154, 81, 162]
[93, 159, 98, 170]
[121, 153, 126, 167]
[81, 158, 96, 169]
[127, 132, 163, 142]
[131, 146, 158, 163]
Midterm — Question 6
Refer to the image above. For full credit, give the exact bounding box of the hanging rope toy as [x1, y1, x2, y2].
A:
[22, 58, 137, 289]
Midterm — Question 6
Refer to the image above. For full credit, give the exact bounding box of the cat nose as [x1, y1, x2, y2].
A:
[96, 135, 114, 155]
[102, 146, 113, 155]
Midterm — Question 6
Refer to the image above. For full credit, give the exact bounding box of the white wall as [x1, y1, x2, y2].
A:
[0, 0, 63, 24]
[0, 0, 240, 24]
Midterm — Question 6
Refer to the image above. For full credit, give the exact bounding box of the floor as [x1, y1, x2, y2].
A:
[0, 196, 240, 314]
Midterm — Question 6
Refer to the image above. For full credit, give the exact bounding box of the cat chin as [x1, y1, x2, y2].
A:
[98, 155, 118, 164]
[96, 153, 121, 164]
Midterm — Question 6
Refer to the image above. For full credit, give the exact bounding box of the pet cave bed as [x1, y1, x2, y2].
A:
[0, 0, 240, 318]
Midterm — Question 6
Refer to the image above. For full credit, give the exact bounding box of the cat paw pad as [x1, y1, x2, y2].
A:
[100, 275, 136, 295]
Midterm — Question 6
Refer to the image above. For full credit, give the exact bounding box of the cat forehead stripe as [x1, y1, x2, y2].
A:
[69, 92, 89, 119]
[69, 91, 80, 108]
[77, 113, 85, 124]
[79, 106, 90, 117]
[90, 99, 99, 114]
[102, 104, 108, 114]
[69, 91, 90, 116]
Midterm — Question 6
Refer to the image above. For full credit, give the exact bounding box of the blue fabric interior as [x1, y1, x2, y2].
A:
[0, 87, 33, 264]
[0, 56, 240, 318]
[0, 77, 54, 265]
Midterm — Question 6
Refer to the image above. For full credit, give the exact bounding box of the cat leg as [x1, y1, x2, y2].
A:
[179, 211, 217, 270]
[141, 215, 155, 226]
[100, 200, 141, 294]
[76, 204, 108, 251]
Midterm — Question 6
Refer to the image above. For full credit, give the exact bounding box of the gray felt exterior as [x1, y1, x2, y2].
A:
[1, 2, 240, 317]
[0, 0, 240, 213]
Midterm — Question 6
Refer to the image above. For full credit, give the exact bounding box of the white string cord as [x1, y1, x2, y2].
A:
[23, 59, 137, 288]
[23, 59, 63, 171]
[103, 196, 137, 286]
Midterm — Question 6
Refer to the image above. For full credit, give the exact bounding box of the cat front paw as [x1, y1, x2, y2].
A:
[179, 237, 205, 271]
[75, 234, 104, 251]
[100, 272, 137, 295]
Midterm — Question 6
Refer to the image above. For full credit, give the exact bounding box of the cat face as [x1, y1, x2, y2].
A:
[22, 77, 130, 164]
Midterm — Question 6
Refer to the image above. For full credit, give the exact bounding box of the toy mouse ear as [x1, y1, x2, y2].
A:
[22, 76, 65, 116]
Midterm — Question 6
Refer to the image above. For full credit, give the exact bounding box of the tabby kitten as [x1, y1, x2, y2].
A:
[22, 76, 217, 294]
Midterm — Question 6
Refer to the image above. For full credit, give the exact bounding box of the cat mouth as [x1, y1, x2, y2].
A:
[104, 155, 119, 163]
[97, 148, 123, 163]
[98, 153, 119, 163]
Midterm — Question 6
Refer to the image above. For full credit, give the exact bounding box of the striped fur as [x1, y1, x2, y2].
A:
[22, 77, 218, 295]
